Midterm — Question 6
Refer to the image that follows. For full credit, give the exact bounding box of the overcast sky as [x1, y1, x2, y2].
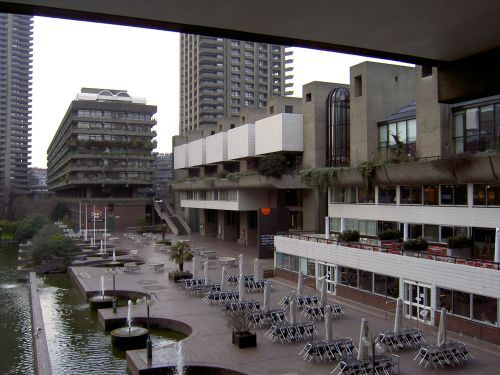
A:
[31, 16, 410, 168]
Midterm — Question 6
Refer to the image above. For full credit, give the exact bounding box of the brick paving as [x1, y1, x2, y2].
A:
[71, 232, 500, 375]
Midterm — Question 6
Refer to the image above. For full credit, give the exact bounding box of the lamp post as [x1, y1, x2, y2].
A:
[112, 266, 117, 313]
[142, 292, 158, 365]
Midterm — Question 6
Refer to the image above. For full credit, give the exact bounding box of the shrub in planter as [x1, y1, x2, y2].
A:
[168, 271, 193, 282]
[339, 230, 360, 242]
[379, 229, 401, 241]
[447, 236, 473, 249]
[169, 241, 193, 272]
[403, 237, 429, 251]
[226, 310, 256, 348]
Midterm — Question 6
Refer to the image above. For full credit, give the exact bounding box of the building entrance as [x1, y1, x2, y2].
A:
[403, 281, 432, 325]
[318, 262, 336, 293]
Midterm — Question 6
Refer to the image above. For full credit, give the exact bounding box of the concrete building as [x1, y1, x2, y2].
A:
[0, 13, 33, 209]
[46, 88, 157, 230]
[179, 35, 293, 135]
[28, 167, 47, 193]
[152, 152, 173, 199]
[274, 61, 500, 344]
[172, 84, 345, 245]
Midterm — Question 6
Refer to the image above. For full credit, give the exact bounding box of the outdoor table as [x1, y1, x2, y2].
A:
[332, 357, 371, 375]
[198, 250, 217, 259]
[414, 342, 471, 369]
[203, 290, 239, 304]
[377, 327, 424, 350]
[123, 262, 140, 273]
[218, 257, 236, 267]
[227, 274, 255, 285]
[186, 283, 221, 296]
[266, 321, 316, 343]
[149, 262, 165, 272]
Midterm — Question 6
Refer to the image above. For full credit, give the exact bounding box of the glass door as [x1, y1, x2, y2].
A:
[318, 263, 336, 293]
[403, 281, 432, 325]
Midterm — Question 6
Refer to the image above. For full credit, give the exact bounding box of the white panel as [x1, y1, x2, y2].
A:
[206, 132, 228, 164]
[181, 199, 239, 211]
[275, 236, 500, 299]
[227, 124, 255, 159]
[180, 190, 267, 211]
[255, 113, 303, 155]
[173, 144, 188, 170]
[329, 203, 500, 229]
[188, 139, 206, 167]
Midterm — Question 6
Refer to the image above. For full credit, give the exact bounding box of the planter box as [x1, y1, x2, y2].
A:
[453, 155, 496, 182]
[168, 271, 193, 282]
[232, 331, 257, 348]
[447, 247, 472, 258]
[384, 160, 455, 185]
[334, 168, 365, 187]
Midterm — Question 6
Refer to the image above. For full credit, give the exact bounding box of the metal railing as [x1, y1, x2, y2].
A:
[277, 232, 500, 271]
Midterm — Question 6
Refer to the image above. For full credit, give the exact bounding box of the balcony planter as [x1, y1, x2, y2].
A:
[447, 247, 472, 258]
[490, 154, 500, 179]
[232, 331, 257, 348]
[447, 236, 473, 258]
[384, 160, 455, 185]
[333, 168, 365, 187]
[453, 155, 496, 182]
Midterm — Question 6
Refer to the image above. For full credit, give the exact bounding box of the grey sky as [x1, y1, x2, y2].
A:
[31, 16, 410, 168]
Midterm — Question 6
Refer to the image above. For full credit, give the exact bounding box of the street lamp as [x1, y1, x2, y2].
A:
[139, 292, 158, 365]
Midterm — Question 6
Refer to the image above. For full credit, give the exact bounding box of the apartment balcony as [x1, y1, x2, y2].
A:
[206, 132, 228, 164]
[227, 123, 255, 160]
[49, 177, 152, 190]
[188, 138, 206, 167]
[255, 113, 303, 155]
[274, 234, 500, 295]
[173, 143, 189, 169]
[180, 189, 268, 211]
[173, 173, 305, 191]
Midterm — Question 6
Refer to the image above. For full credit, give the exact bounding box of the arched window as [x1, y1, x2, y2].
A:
[326, 87, 350, 167]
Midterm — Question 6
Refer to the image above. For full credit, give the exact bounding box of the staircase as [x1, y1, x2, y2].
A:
[153, 199, 190, 235]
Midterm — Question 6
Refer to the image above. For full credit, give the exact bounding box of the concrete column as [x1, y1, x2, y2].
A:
[403, 222, 409, 241]
[325, 217, 330, 239]
[467, 183, 474, 208]
[340, 217, 346, 233]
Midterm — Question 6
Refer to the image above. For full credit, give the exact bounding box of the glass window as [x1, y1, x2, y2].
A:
[441, 185, 453, 205]
[423, 224, 439, 242]
[340, 267, 358, 288]
[473, 295, 497, 325]
[289, 255, 299, 272]
[407, 119, 417, 143]
[359, 270, 372, 291]
[438, 288, 453, 312]
[307, 259, 316, 277]
[400, 185, 422, 205]
[423, 185, 439, 205]
[330, 217, 341, 232]
[409, 224, 422, 239]
[386, 276, 399, 298]
[473, 184, 487, 205]
[440, 226, 454, 242]
[378, 186, 396, 204]
[454, 185, 468, 205]
[357, 187, 375, 204]
[453, 291, 471, 318]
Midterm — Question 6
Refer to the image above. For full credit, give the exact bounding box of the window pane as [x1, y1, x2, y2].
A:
[473, 184, 487, 205]
[374, 274, 386, 295]
[407, 119, 417, 143]
[289, 255, 299, 271]
[441, 226, 454, 242]
[454, 227, 468, 237]
[379, 125, 387, 142]
[397, 121, 407, 142]
[400, 186, 411, 204]
[465, 108, 479, 129]
[424, 185, 439, 205]
[378, 186, 397, 204]
[438, 288, 453, 312]
[340, 267, 358, 287]
[423, 224, 439, 242]
[411, 186, 422, 204]
[454, 185, 467, 205]
[453, 113, 464, 137]
[473, 294, 497, 325]
[307, 259, 316, 277]
[299, 258, 308, 274]
[359, 270, 372, 291]
[409, 224, 422, 239]
[330, 217, 341, 232]
[386, 276, 399, 298]
[487, 184, 500, 206]
[440, 185, 453, 205]
[357, 187, 375, 203]
[345, 218, 358, 232]
[480, 105, 494, 134]
[453, 291, 471, 318]
[388, 123, 397, 145]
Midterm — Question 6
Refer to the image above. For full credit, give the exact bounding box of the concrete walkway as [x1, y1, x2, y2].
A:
[71, 232, 500, 374]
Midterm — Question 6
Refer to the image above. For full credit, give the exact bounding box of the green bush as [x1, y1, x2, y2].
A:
[0, 220, 18, 239]
[15, 214, 51, 241]
[447, 236, 473, 249]
[379, 229, 401, 240]
[403, 237, 429, 251]
[339, 230, 360, 242]
[50, 202, 68, 221]
[169, 241, 193, 271]
[257, 154, 286, 178]
[30, 223, 80, 266]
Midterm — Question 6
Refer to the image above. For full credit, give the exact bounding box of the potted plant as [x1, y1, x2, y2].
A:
[226, 310, 256, 348]
[379, 229, 401, 241]
[403, 237, 429, 252]
[168, 241, 193, 282]
[447, 236, 473, 258]
[339, 230, 360, 242]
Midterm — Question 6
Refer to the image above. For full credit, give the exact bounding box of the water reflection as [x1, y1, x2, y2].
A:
[0, 242, 34, 375]
[39, 273, 181, 374]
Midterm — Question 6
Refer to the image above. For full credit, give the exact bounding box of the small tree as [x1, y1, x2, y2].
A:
[169, 241, 193, 272]
[257, 154, 287, 178]
[226, 310, 251, 334]
[339, 230, 360, 242]
[30, 223, 80, 266]
[50, 202, 68, 221]
[15, 214, 51, 241]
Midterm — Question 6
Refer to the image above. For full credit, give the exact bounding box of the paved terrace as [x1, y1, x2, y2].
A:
[70, 233, 500, 374]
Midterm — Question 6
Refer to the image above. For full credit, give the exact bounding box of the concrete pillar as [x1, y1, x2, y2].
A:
[403, 222, 409, 241]
[325, 217, 330, 239]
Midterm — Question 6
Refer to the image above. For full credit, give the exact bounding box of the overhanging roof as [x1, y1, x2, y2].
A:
[1, 0, 499, 66]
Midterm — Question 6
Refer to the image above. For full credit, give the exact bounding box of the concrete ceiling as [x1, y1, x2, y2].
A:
[1, 0, 499, 65]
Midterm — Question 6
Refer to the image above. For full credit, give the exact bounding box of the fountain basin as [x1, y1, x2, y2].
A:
[111, 326, 148, 351]
[88, 295, 114, 310]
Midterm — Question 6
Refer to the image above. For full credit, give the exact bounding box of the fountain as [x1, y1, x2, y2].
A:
[111, 299, 148, 351]
[176, 341, 185, 375]
[88, 275, 114, 310]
